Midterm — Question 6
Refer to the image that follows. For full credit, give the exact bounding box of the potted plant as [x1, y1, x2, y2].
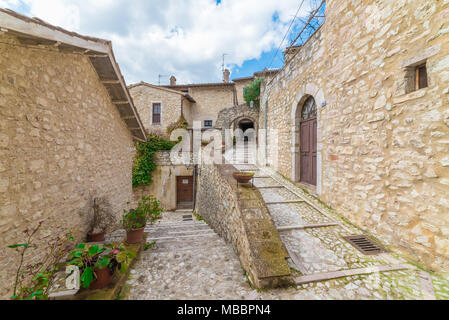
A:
[121, 196, 163, 244]
[232, 171, 255, 184]
[67, 243, 136, 290]
[87, 197, 114, 242]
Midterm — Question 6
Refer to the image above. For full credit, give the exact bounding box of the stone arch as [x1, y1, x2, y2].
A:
[291, 83, 325, 194]
[215, 104, 259, 142]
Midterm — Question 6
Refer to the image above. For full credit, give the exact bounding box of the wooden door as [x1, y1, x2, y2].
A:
[176, 176, 194, 203]
[300, 118, 317, 185]
[299, 97, 317, 186]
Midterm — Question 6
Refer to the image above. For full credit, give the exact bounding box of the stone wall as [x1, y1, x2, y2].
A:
[0, 33, 136, 298]
[133, 151, 193, 211]
[184, 86, 236, 128]
[129, 84, 183, 136]
[261, 0, 449, 273]
[195, 152, 291, 288]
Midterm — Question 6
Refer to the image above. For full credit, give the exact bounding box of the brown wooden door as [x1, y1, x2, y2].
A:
[177, 176, 193, 203]
[300, 118, 317, 186]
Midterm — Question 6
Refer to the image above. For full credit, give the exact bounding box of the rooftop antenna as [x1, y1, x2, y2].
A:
[158, 74, 169, 85]
[221, 53, 228, 73]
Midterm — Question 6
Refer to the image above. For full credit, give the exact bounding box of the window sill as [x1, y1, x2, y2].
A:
[393, 88, 427, 105]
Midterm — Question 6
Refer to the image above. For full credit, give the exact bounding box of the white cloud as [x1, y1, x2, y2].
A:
[2, 0, 313, 84]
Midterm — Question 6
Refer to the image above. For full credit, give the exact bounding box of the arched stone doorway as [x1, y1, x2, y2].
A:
[234, 117, 256, 142]
[295, 96, 317, 186]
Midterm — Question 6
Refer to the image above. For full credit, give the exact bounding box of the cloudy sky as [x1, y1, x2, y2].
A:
[1, 0, 320, 85]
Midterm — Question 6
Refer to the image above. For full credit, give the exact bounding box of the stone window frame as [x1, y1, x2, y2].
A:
[151, 101, 163, 126]
[404, 60, 429, 94]
[398, 44, 440, 96]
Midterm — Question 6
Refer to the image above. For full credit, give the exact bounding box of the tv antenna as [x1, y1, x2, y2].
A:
[158, 74, 169, 85]
[221, 53, 228, 73]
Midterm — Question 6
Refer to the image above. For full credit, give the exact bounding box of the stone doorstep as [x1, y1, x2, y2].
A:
[49, 234, 147, 300]
[294, 264, 411, 286]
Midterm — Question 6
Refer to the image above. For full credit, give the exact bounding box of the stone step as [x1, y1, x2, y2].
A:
[147, 233, 218, 241]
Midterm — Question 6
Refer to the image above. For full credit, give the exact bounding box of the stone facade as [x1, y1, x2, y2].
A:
[0, 33, 137, 298]
[261, 0, 449, 273]
[181, 85, 236, 128]
[129, 83, 185, 136]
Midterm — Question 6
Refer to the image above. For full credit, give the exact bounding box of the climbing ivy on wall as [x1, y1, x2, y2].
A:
[132, 134, 176, 188]
[243, 78, 263, 108]
[166, 115, 188, 136]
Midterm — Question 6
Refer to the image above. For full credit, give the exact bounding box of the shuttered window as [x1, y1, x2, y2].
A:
[415, 64, 428, 90]
[152, 103, 161, 124]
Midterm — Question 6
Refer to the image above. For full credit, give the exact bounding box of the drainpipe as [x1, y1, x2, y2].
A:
[193, 164, 198, 211]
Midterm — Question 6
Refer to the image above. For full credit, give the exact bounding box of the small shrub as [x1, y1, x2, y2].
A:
[8, 221, 75, 300]
[121, 196, 163, 231]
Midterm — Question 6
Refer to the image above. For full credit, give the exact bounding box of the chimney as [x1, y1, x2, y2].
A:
[170, 76, 177, 86]
[223, 69, 230, 83]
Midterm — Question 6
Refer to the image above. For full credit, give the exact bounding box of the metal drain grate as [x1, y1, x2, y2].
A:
[343, 235, 386, 255]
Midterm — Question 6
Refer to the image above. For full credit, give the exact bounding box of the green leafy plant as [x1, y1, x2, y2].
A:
[132, 134, 176, 188]
[243, 77, 263, 107]
[121, 196, 163, 231]
[67, 243, 136, 288]
[8, 221, 75, 300]
[67, 243, 106, 288]
[144, 242, 156, 251]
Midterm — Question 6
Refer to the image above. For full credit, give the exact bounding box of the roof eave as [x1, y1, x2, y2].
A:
[0, 9, 147, 142]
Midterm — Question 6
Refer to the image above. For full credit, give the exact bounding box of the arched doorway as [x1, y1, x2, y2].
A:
[298, 96, 317, 186]
[237, 118, 255, 142]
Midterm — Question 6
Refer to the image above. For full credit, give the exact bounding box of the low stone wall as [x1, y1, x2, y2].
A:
[195, 158, 291, 288]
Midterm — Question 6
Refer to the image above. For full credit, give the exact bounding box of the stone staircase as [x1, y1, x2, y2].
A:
[144, 219, 229, 253]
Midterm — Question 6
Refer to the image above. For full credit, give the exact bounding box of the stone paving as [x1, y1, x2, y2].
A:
[121, 146, 449, 300]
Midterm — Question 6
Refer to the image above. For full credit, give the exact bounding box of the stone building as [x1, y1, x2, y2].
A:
[129, 70, 274, 210]
[0, 9, 146, 298]
[260, 0, 449, 273]
[128, 82, 195, 135]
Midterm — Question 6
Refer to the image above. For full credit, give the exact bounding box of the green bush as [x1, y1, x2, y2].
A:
[132, 134, 176, 188]
[121, 196, 163, 231]
[243, 78, 263, 107]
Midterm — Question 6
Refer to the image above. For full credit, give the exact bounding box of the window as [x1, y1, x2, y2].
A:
[152, 103, 161, 124]
[415, 64, 428, 90]
[204, 120, 213, 128]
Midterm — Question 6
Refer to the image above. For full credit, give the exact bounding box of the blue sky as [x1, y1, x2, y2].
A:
[0, 0, 322, 84]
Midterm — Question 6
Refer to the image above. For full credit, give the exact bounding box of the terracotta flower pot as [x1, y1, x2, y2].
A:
[90, 267, 113, 290]
[126, 227, 145, 244]
[232, 172, 255, 184]
[87, 231, 105, 242]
